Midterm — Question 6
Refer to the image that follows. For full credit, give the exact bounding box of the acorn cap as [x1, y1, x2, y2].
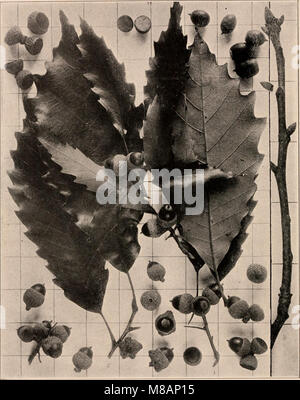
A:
[149, 348, 170, 372]
[202, 287, 220, 305]
[171, 293, 194, 314]
[192, 296, 211, 316]
[248, 304, 265, 321]
[117, 15, 133, 32]
[31, 283, 46, 295]
[247, 263, 267, 284]
[5, 59, 23, 75]
[251, 337, 268, 355]
[134, 15, 151, 34]
[183, 347, 202, 366]
[237, 338, 251, 357]
[155, 310, 176, 336]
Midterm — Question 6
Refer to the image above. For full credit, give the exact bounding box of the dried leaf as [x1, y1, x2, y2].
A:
[143, 2, 191, 168]
[171, 34, 266, 270]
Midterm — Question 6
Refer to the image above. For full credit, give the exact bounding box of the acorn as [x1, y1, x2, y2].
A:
[248, 304, 264, 321]
[208, 283, 223, 299]
[192, 296, 210, 316]
[247, 264, 267, 284]
[171, 293, 194, 314]
[228, 300, 249, 319]
[234, 59, 259, 79]
[117, 15, 133, 32]
[245, 30, 267, 47]
[240, 354, 258, 371]
[31, 283, 46, 295]
[41, 336, 63, 358]
[50, 325, 71, 343]
[24, 37, 43, 55]
[16, 70, 34, 91]
[5, 59, 23, 75]
[230, 42, 254, 63]
[140, 290, 161, 311]
[127, 152, 144, 169]
[228, 337, 251, 357]
[202, 287, 220, 305]
[73, 348, 93, 372]
[160, 347, 174, 363]
[183, 347, 202, 366]
[251, 337, 268, 355]
[142, 218, 168, 238]
[220, 14, 237, 34]
[189, 10, 210, 28]
[155, 311, 176, 336]
[157, 204, 177, 227]
[147, 261, 166, 282]
[32, 322, 49, 341]
[149, 348, 171, 372]
[119, 337, 143, 359]
[23, 286, 45, 310]
[4, 26, 25, 45]
[27, 11, 49, 35]
[227, 296, 241, 308]
[17, 325, 35, 343]
[134, 15, 151, 34]
[111, 154, 128, 176]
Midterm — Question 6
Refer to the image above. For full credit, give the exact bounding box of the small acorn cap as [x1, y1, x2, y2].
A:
[247, 263, 267, 284]
[25, 37, 43, 55]
[5, 59, 24, 75]
[117, 15, 134, 32]
[192, 296, 211, 316]
[134, 15, 151, 34]
[16, 70, 34, 91]
[227, 296, 241, 308]
[228, 299, 249, 319]
[248, 304, 265, 322]
[31, 283, 46, 296]
[5, 26, 24, 45]
[240, 354, 258, 371]
[27, 11, 49, 35]
[183, 347, 202, 366]
[155, 310, 176, 336]
[251, 337, 268, 355]
[140, 289, 161, 311]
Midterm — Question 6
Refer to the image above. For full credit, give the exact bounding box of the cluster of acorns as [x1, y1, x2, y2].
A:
[230, 30, 267, 79]
[17, 320, 71, 359]
[228, 336, 268, 371]
[5, 11, 49, 90]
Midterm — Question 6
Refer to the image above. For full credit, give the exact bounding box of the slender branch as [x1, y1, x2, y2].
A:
[107, 271, 139, 358]
[185, 314, 220, 366]
[263, 7, 295, 348]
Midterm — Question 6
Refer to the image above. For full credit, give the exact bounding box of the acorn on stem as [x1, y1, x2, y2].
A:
[202, 287, 220, 305]
[155, 311, 176, 336]
[27, 11, 49, 35]
[228, 337, 251, 357]
[41, 336, 63, 358]
[171, 293, 194, 314]
[4, 26, 43, 55]
[251, 337, 268, 355]
[147, 261, 166, 282]
[23, 283, 46, 310]
[228, 299, 249, 319]
[192, 296, 210, 316]
[157, 204, 177, 228]
[248, 304, 265, 321]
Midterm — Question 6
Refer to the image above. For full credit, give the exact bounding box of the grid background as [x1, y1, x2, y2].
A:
[0, 1, 299, 378]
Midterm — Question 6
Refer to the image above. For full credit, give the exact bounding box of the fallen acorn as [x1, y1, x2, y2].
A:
[119, 336, 143, 359]
[240, 354, 258, 371]
[228, 337, 251, 357]
[189, 10, 210, 28]
[5, 59, 23, 75]
[147, 261, 166, 282]
[140, 289, 161, 311]
[220, 14, 237, 34]
[17, 325, 35, 343]
[149, 347, 172, 372]
[155, 311, 176, 336]
[183, 346, 202, 366]
[27, 11, 49, 35]
[171, 293, 194, 314]
[247, 263, 267, 284]
[73, 347, 93, 372]
[23, 284, 45, 310]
